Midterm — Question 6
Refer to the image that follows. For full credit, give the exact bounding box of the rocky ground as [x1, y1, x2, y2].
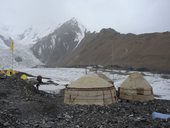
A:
[0, 73, 170, 128]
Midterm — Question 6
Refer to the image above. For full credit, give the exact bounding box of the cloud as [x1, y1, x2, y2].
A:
[0, 0, 170, 34]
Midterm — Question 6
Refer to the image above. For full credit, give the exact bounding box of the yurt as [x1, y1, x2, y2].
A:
[119, 72, 154, 101]
[64, 74, 117, 105]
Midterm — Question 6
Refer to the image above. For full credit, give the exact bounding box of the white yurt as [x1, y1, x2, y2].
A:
[64, 74, 117, 105]
[119, 72, 154, 101]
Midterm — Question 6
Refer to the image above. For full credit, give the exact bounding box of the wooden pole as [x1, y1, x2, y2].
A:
[12, 50, 13, 70]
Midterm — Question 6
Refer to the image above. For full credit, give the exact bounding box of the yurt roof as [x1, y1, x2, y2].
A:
[120, 72, 152, 89]
[96, 73, 113, 83]
[68, 74, 113, 88]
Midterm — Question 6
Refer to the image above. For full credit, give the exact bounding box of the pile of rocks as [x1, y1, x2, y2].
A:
[0, 73, 169, 128]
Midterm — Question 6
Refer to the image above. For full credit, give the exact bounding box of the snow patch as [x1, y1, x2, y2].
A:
[51, 35, 56, 47]
[74, 22, 86, 49]
[39, 84, 65, 94]
[74, 32, 84, 48]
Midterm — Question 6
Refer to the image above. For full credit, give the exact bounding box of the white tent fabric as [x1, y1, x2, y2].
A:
[119, 72, 154, 101]
[68, 75, 113, 88]
[64, 74, 117, 105]
[96, 73, 113, 84]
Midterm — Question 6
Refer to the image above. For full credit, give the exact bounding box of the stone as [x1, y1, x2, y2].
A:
[4, 122, 10, 126]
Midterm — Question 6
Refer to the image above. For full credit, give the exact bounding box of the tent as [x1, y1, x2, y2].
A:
[20, 74, 28, 80]
[64, 74, 117, 105]
[0, 70, 6, 74]
[119, 72, 154, 101]
[0, 69, 18, 76]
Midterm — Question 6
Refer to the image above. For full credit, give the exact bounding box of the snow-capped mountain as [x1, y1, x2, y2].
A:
[2, 17, 169, 73]
[0, 32, 42, 68]
[32, 18, 86, 67]
[0, 18, 86, 68]
[0, 21, 61, 68]
[16, 24, 60, 45]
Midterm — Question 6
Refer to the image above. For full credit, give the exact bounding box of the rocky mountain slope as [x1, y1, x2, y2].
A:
[65, 29, 170, 73]
[32, 18, 86, 66]
[32, 23, 170, 73]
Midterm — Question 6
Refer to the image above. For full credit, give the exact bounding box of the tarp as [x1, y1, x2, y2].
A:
[152, 112, 170, 120]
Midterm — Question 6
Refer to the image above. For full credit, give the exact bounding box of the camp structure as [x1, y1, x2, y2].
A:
[0, 69, 18, 76]
[64, 74, 117, 105]
[119, 72, 154, 102]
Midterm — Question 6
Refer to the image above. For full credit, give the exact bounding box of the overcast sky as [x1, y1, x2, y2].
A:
[0, 0, 170, 34]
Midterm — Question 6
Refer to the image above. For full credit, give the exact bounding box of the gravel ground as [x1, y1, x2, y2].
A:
[0, 73, 170, 128]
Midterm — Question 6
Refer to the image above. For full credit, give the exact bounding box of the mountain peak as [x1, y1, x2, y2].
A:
[64, 17, 79, 26]
[70, 17, 78, 22]
[100, 28, 118, 34]
[32, 17, 87, 66]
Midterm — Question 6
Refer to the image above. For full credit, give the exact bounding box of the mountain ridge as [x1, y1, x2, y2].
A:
[1, 18, 170, 73]
[32, 22, 170, 73]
